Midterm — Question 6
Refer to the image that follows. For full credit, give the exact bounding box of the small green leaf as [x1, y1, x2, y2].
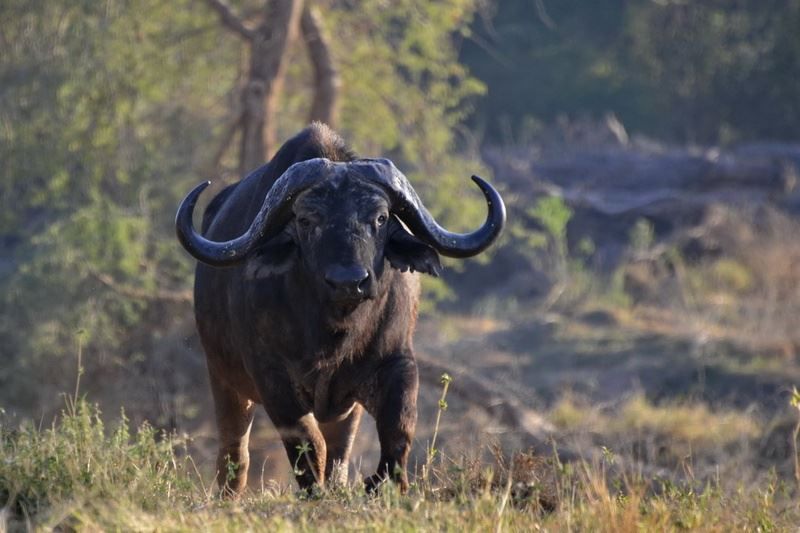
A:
[790, 386, 800, 409]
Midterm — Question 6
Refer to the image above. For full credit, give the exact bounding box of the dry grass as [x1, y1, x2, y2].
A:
[1, 399, 798, 532]
[552, 393, 760, 447]
[550, 392, 767, 476]
[619, 207, 800, 361]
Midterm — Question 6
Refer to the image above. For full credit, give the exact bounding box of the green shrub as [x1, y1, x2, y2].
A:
[0, 399, 195, 527]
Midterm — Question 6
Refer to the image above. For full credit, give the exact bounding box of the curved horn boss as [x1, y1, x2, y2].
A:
[177, 157, 506, 266]
[175, 158, 332, 267]
[352, 158, 506, 258]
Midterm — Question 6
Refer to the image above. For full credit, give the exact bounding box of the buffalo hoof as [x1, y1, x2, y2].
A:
[364, 473, 408, 495]
[296, 484, 324, 500]
[364, 473, 387, 495]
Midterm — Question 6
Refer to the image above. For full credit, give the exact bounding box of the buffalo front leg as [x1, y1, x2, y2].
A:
[319, 403, 364, 487]
[274, 414, 327, 492]
[260, 391, 327, 492]
[209, 375, 256, 498]
[365, 355, 418, 493]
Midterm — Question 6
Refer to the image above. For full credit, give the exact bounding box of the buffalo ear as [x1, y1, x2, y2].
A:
[244, 233, 297, 280]
[385, 225, 442, 277]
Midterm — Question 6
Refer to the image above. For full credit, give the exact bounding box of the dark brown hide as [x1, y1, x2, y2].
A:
[177, 123, 504, 495]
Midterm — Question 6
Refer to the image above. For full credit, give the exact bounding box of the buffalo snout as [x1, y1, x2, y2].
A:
[324, 264, 371, 301]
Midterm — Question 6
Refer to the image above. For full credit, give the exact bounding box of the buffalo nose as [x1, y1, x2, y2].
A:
[324, 265, 370, 297]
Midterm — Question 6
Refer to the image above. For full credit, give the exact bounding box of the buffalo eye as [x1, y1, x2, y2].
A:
[297, 216, 312, 229]
[376, 214, 388, 227]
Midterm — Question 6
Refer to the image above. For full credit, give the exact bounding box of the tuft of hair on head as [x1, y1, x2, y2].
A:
[306, 121, 357, 162]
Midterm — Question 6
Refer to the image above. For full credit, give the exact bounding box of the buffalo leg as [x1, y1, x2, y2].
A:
[365, 355, 418, 493]
[275, 414, 327, 492]
[259, 387, 327, 492]
[319, 404, 364, 487]
[210, 375, 256, 498]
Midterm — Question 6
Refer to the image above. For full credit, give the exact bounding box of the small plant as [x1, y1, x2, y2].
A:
[524, 195, 600, 310]
[293, 440, 322, 493]
[293, 441, 312, 478]
[423, 373, 452, 484]
[224, 454, 239, 483]
[72, 329, 87, 406]
[791, 386, 800, 488]
[629, 218, 655, 254]
[600, 446, 616, 466]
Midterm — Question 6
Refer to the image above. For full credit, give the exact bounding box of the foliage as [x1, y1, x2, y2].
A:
[628, 218, 655, 255]
[461, 0, 800, 144]
[284, 0, 490, 233]
[461, 0, 635, 141]
[0, 0, 235, 418]
[0, 400, 196, 529]
[625, 0, 800, 143]
[508, 194, 602, 309]
[528, 196, 572, 258]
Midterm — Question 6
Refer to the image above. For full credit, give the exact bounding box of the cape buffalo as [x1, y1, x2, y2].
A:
[175, 123, 505, 495]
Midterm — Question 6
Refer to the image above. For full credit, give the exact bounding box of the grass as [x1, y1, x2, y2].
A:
[1, 399, 799, 531]
[551, 393, 762, 464]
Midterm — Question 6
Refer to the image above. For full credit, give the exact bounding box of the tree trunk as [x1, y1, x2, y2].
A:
[301, 5, 341, 128]
[208, 0, 341, 176]
[240, 0, 305, 175]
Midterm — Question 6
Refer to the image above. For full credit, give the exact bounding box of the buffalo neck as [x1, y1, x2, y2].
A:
[279, 266, 395, 365]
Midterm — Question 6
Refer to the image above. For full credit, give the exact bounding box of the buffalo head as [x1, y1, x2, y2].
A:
[175, 158, 506, 306]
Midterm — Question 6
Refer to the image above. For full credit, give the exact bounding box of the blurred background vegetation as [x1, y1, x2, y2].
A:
[465, 0, 800, 144]
[2, 0, 800, 511]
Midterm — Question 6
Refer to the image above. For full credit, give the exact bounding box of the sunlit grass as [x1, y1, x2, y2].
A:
[551, 392, 764, 471]
[615, 394, 760, 447]
[1, 400, 798, 531]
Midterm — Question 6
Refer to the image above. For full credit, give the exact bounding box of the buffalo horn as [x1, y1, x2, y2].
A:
[353, 159, 507, 258]
[175, 158, 332, 267]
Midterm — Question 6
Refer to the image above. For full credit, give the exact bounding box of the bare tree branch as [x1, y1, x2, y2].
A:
[207, 0, 303, 174]
[205, 0, 256, 40]
[204, 110, 244, 179]
[301, 5, 341, 127]
[464, 31, 515, 70]
[534, 0, 557, 30]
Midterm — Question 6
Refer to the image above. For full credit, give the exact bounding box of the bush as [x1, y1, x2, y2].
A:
[0, 399, 195, 528]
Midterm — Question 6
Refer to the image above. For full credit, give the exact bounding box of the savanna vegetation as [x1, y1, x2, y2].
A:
[2, 0, 800, 530]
